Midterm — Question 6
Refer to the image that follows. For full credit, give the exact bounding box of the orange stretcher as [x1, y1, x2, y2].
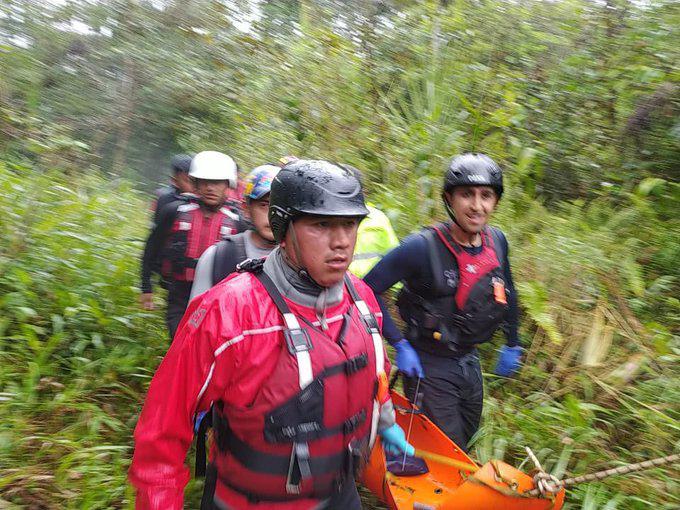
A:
[361, 391, 565, 510]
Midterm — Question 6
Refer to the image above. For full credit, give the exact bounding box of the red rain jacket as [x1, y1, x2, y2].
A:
[129, 270, 390, 510]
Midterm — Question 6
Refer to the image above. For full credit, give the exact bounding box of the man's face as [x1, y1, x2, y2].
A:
[194, 179, 229, 207]
[174, 172, 194, 194]
[247, 196, 274, 241]
[283, 215, 360, 287]
[445, 185, 498, 233]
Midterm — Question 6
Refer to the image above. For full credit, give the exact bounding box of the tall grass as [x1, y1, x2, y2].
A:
[0, 162, 165, 509]
[0, 163, 678, 509]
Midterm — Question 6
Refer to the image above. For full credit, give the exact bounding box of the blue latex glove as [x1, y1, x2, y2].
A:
[380, 423, 415, 456]
[495, 345, 523, 377]
[194, 410, 208, 433]
[394, 339, 424, 378]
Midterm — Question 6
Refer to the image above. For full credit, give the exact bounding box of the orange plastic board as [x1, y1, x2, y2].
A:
[361, 391, 565, 510]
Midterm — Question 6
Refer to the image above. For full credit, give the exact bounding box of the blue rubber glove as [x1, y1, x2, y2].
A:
[495, 345, 523, 377]
[394, 339, 424, 378]
[194, 410, 208, 433]
[380, 423, 415, 456]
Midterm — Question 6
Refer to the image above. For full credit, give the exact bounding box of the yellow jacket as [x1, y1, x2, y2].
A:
[350, 205, 399, 278]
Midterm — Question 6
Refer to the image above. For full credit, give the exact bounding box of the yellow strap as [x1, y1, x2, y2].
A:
[413, 449, 479, 473]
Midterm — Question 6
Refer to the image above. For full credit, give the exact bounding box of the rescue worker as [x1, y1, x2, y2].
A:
[364, 153, 522, 452]
[149, 154, 195, 289]
[151, 154, 195, 226]
[129, 159, 413, 510]
[140, 151, 242, 338]
[349, 204, 399, 278]
[189, 164, 280, 300]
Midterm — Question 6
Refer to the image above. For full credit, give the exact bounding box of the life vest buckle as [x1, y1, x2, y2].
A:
[344, 353, 369, 374]
[236, 257, 265, 273]
[360, 313, 379, 334]
[286, 442, 311, 494]
[343, 409, 367, 434]
[284, 328, 313, 355]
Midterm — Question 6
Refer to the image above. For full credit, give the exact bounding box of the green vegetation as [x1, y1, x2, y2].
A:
[1, 1, 678, 509]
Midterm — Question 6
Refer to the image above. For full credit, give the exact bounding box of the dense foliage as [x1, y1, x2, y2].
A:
[0, 1, 678, 509]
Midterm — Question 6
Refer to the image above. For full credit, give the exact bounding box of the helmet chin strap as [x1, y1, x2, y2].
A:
[442, 192, 480, 240]
[284, 222, 331, 330]
[284, 222, 324, 290]
[443, 192, 470, 233]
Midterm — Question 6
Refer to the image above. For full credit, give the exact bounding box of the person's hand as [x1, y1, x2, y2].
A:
[380, 424, 415, 456]
[140, 292, 155, 310]
[494, 345, 523, 377]
[394, 340, 424, 378]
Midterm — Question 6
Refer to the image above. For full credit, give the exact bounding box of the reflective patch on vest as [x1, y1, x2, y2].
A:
[179, 221, 191, 231]
[189, 307, 207, 328]
[220, 225, 234, 237]
[465, 263, 477, 274]
[178, 203, 199, 212]
[280, 422, 322, 439]
[220, 207, 240, 221]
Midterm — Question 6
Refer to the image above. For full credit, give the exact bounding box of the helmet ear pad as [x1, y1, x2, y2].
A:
[269, 204, 294, 243]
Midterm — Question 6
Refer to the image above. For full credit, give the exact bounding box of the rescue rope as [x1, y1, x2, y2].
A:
[525, 447, 561, 497]
[524, 450, 679, 498]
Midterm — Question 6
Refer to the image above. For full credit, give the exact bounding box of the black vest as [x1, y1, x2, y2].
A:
[396, 223, 509, 358]
[211, 232, 249, 286]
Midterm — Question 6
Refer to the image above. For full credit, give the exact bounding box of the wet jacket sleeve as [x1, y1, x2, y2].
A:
[497, 232, 520, 347]
[129, 295, 241, 510]
[363, 235, 428, 345]
[140, 202, 178, 293]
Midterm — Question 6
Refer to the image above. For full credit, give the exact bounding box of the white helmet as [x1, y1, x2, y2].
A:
[189, 151, 238, 188]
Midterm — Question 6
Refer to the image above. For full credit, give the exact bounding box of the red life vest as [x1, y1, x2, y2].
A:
[210, 264, 385, 504]
[396, 223, 508, 356]
[432, 224, 502, 310]
[169, 202, 239, 282]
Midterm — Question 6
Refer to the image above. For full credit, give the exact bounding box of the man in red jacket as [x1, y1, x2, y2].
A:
[129, 160, 413, 510]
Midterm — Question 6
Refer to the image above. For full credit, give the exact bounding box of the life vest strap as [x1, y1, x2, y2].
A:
[223, 429, 346, 477]
[217, 470, 341, 503]
[342, 274, 385, 448]
[250, 268, 315, 389]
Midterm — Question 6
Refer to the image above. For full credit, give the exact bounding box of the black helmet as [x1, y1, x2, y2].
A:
[171, 154, 192, 174]
[269, 159, 369, 242]
[443, 153, 503, 197]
